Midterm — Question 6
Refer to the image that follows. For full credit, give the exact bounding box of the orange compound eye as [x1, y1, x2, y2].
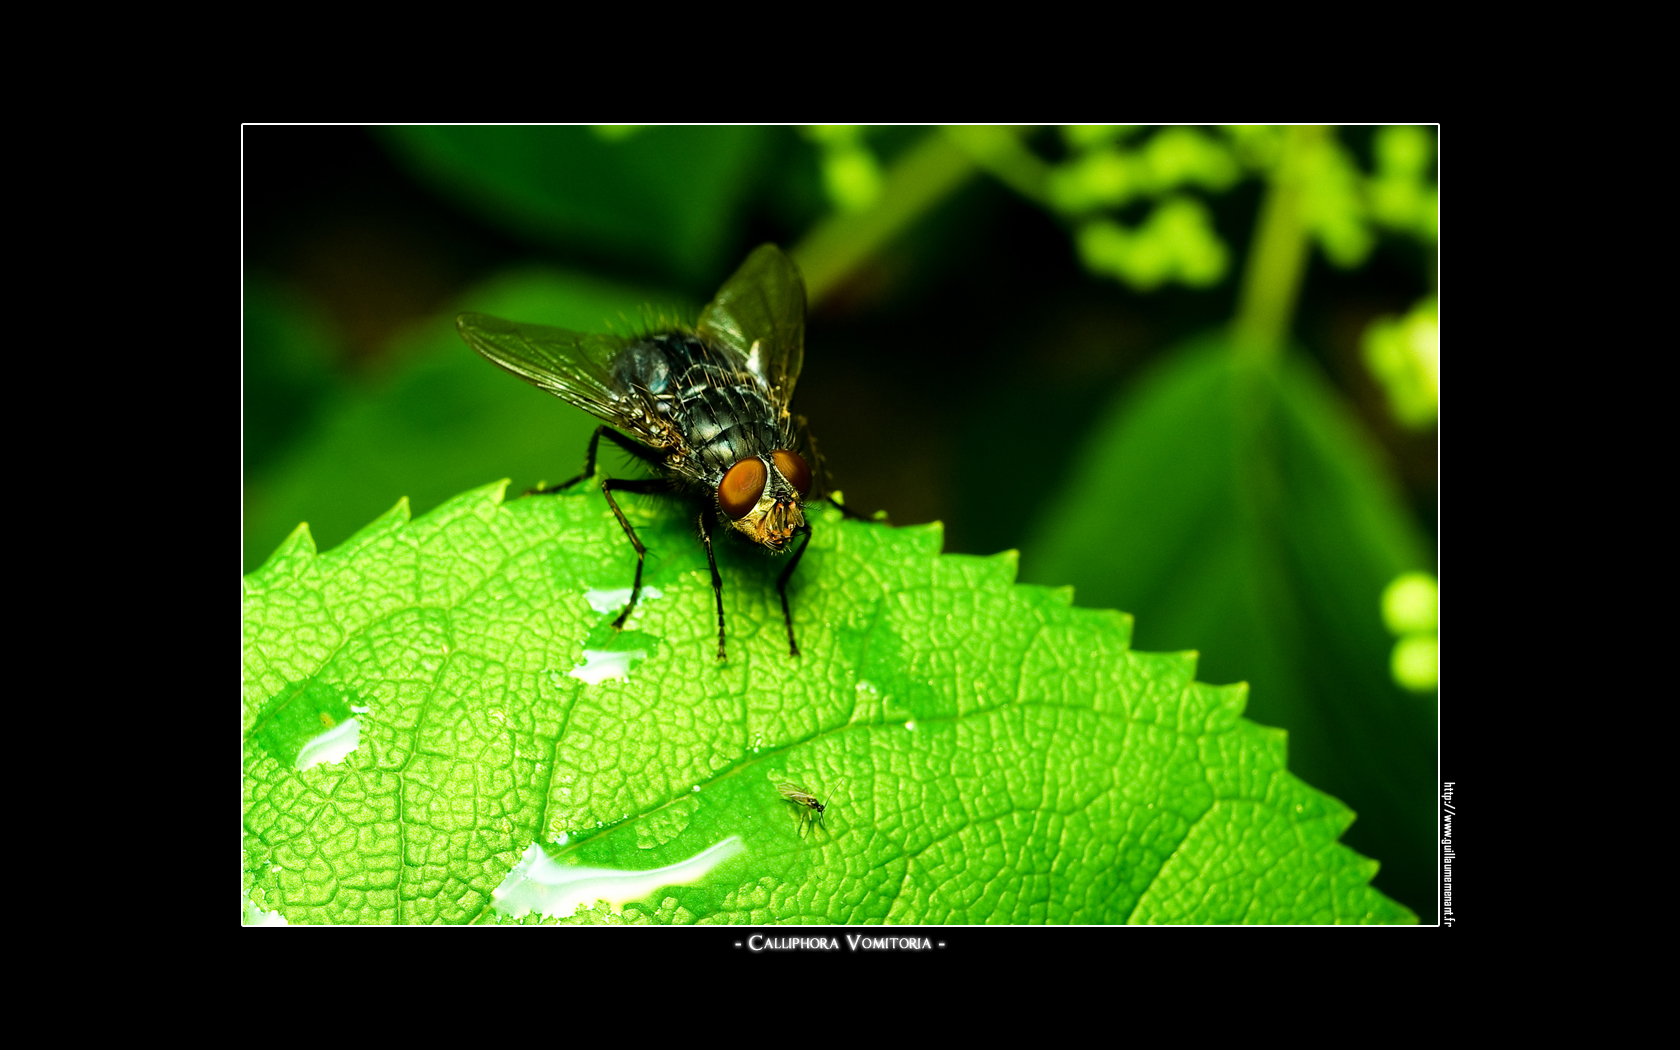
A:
[772, 449, 812, 498]
[718, 457, 768, 519]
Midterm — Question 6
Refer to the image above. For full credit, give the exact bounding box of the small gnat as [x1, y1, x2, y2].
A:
[777, 782, 826, 829]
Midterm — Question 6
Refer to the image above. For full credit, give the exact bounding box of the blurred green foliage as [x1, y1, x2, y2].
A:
[1383, 571, 1440, 692]
[241, 279, 341, 478]
[243, 268, 691, 573]
[1053, 127, 1238, 290]
[243, 124, 1440, 920]
[1364, 296, 1439, 429]
[1075, 198, 1230, 290]
[1383, 571, 1439, 635]
[378, 126, 770, 285]
[803, 125, 886, 213]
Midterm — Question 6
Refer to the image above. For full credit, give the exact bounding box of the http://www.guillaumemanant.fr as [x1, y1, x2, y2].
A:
[1440, 781, 1455, 926]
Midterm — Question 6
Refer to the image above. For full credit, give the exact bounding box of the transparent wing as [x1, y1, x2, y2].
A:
[456, 312, 668, 447]
[696, 244, 807, 409]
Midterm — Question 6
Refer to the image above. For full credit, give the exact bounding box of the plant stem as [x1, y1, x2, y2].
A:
[1231, 125, 1326, 362]
[792, 130, 986, 307]
[942, 126, 1049, 205]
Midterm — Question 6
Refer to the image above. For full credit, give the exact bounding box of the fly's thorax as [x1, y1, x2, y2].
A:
[715, 453, 808, 550]
[613, 333, 782, 476]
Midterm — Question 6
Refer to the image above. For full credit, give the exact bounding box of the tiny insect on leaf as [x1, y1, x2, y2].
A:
[777, 781, 826, 827]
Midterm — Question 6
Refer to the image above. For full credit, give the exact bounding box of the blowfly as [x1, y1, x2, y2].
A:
[456, 244, 848, 661]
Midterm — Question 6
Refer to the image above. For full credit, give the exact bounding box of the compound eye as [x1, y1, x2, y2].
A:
[772, 449, 812, 498]
[718, 457, 767, 519]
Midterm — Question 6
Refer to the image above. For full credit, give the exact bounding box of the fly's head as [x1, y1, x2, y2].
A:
[716, 449, 813, 551]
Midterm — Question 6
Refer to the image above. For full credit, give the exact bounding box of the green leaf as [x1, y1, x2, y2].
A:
[243, 481, 1414, 925]
[1022, 336, 1436, 917]
[242, 267, 693, 574]
[377, 126, 769, 284]
[241, 276, 343, 477]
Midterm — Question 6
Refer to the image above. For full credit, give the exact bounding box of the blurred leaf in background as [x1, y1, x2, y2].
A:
[376, 126, 772, 286]
[242, 277, 344, 478]
[243, 269, 692, 572]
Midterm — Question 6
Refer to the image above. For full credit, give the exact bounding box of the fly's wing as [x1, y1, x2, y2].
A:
[456, 312, 669, 449]
[776, 782, 814, 804]
[696, 244, 806, 410]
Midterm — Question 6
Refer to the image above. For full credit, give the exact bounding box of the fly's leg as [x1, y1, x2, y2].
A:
[526, 426, 659, 497]
[696, 511, 727, 661]
[525, 426, 604, 497]
[777, 523, 814, 658]
[825, 495, 884, 523]
[793, 414, 827, 481]
[794, 414, 885, 524]
[600, 478, 672, 630]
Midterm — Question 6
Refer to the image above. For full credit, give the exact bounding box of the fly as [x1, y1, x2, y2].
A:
[457, 244, 849, 661]
[777, 781, 826, 829]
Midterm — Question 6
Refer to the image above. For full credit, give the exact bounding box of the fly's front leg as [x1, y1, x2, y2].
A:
[795, 414, 884, 524]
[600, 478, 671, 629]
[777, 523, 813, 658]
[824, 495, 883, 523]
[527, 426, 657, 497]
[697, 511, 727, 661]
[525, 427, 606, 497]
